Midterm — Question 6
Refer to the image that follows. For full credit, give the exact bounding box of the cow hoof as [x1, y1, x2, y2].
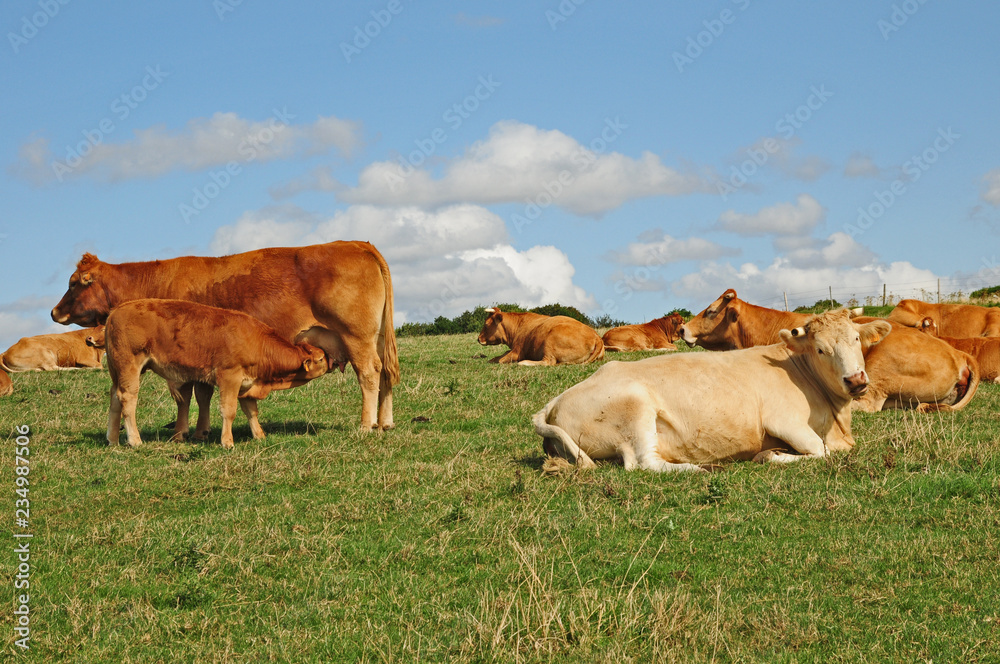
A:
[699, 464, 724, 473]
[753, 450, 780, 464]
[380, 422, 395, 432]
[169, 433, 189, 443]
[221, 441, 234, 450]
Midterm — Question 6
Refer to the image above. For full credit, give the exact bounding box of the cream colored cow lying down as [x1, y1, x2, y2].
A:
[534, 310, 891, 472]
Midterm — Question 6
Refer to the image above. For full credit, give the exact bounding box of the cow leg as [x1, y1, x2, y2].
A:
[517, 357, 557, 367]
[377, 373, 394, 431]
[489, 350, 517, 364]
[168, 382, 193, 441]
[192, 383, 213, 440]
[239, 397, 265, 440]
[631, 414, 706, 473]
[757, 423, 826, 463]
[343, 340, 383, 432]
[851, 389, 888, 413]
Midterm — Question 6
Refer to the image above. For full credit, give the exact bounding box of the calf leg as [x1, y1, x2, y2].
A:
[239, 398, 265, 440]
[192, 383, 213, 440]
[168, 382, 193, 441]
[377, 373, 394, 431]
[106, 380, 124, 446]
[217, 387, 239, 450]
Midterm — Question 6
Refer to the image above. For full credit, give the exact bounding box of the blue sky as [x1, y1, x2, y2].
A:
[3, 0, 999, 348]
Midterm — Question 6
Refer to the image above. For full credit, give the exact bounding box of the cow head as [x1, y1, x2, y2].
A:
[919, 316, 939, 336]
[779, 310, 891, 399]
[678, 289, 740, 350]
[85, 325, 106, 349]
[52, 253, 110, 327]
[657, 312, 685, 341]
[478, 308, 508, 346]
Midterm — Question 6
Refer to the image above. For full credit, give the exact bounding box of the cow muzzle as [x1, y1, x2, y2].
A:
[51, 307, 70, 324]
[678, 326, 697, 346]
[844, 371, 869, 397]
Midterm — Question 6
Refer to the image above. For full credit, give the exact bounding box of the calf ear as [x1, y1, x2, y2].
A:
[302, 358, 314, 372]
[779, 326, 810, 354]
[858, 320, 892, 347]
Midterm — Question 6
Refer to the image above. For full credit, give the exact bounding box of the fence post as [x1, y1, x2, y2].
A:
[882, 284, 886, 307]
[937, 278, 941, 303]
[783, 292, 788, 311]
[829, 286, 833, 304]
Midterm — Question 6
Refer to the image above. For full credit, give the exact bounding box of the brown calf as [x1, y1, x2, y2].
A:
[602, 313, 683, 352]
[104, 299, 328, 449]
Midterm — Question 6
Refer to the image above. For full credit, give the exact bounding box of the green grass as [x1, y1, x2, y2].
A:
[3, 334, 1000, 662]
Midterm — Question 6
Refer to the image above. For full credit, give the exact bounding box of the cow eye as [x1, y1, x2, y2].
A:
[817, 348, 824, 355]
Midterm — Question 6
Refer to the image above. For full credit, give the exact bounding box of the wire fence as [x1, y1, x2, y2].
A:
[752, 273, 1000, 311]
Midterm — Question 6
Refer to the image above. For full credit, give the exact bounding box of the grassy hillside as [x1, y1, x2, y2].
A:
[2, 334, 999, 662]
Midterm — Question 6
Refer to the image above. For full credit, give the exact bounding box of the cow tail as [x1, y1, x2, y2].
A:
[0, 355, 13, 397]
[374, 248, 400, 387]
[532, 397, 597, 469]
[588, 338, 606, 363]
[918, 352, 980, 413]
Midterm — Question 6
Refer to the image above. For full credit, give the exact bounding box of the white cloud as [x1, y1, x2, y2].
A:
[981, 168, 1000, 206]
[323, 120, 710, 217]
[14, 112, 362, 184]
[776, 232, 878, 269]
[209, 204, 595, 322]
[715, 194, 825, 236]
[844, 152, 884, 178]
[0, 310, 66, 352]
[606, 229, 739, 265]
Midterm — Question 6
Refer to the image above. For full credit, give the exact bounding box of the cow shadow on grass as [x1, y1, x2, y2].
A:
[76, 420, 329, 448]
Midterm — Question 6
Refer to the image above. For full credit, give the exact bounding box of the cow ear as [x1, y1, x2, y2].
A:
[726, 307, 739, 322]
[779, 326, 810, 354]
[80, 272, 93, 286]
[858, 320, 892, 347]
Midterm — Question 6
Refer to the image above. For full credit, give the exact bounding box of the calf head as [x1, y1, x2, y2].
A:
[85, 325, 106, 349]
[919, 316, 939, 336]
[780, 310, 892, 399]
[478, 308, 508, 346]
[295, 343, 329, 383]
[678, 289, 740, 350]
[52, 254, 111, 327]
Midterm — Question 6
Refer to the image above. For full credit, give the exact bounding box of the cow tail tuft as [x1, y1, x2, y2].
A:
[374, 248, 400, 387]
[533, 397, 597, 469]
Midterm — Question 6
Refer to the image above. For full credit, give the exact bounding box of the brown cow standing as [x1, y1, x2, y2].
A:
[104, 299, 328, 449]
[888, 299, 1000, 337]
[50, 242, 398, 431]
[919, 317, 1000, 383]
[679, 289, 979, 413]
[478, 308, 604, 365]
[601, 313, 683, 352]
[0, 327, 106, 395]
[87, 327, 214, 441]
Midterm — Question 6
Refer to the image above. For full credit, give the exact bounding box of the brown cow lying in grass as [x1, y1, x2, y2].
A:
[104, 299, 328, 449]
[602, 313, 683, 352]
[0, 326, 106, 396]
[919, 317, 1000, 383]
[477, 308, 604, 365]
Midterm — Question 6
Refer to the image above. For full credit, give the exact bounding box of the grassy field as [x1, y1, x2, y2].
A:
[2, 332, 1000, 662]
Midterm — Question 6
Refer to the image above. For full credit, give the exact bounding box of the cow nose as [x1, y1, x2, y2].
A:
[51, 308, 68, 323]
[844, 371, 868, 396]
